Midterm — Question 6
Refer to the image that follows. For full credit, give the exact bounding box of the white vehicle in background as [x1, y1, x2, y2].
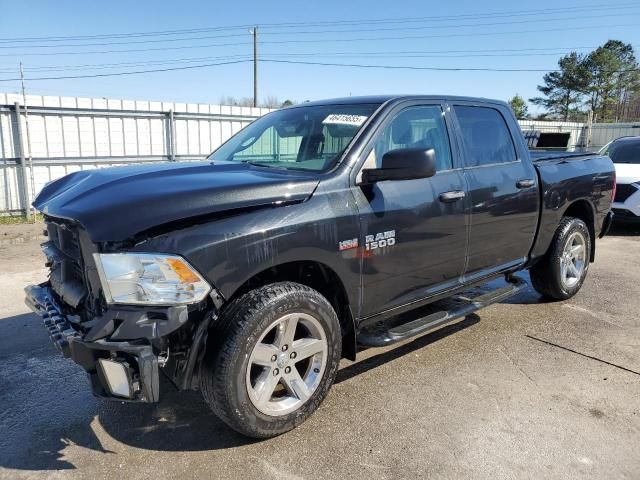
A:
[600, 136, 640, 223]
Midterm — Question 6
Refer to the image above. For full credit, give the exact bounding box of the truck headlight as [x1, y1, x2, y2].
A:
[94, 253, 211, 305]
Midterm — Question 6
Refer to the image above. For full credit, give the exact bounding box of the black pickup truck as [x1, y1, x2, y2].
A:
[25, 95, 614, 438]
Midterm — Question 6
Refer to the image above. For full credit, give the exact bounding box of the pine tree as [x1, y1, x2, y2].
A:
[530, 52, 590, 121]
[508, 94, 529, 119]
[583, 40, 639, 122]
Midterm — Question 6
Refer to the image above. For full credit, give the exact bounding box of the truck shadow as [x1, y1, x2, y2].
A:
[335, 313, 481, 384]
[57, 315, 483, 462]
[1, 289, 536, 471]
[607, 222, 640, 236]
[1, 314, 483, 472]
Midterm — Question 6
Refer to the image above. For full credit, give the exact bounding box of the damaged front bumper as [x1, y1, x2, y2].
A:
[25, 283, 160, 403]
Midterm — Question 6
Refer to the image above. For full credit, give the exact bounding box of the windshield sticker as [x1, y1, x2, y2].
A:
[322, 114, 368, 127]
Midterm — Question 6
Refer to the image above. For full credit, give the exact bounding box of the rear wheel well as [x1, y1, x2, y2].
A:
[563, 200, 596, 261]
[229, 261, 356, 360]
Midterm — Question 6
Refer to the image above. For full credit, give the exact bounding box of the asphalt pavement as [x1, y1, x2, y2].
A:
[0, 224, 638, 479]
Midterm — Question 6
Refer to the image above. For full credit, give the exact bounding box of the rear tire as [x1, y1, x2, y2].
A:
[200, 282, 341, 438]
[530, 217, 591, 300]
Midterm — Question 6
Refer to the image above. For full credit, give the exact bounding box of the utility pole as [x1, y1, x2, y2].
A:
[251, 26, 258, 108]
[19, 62, 35, 220]
[586, 110, 594, 151]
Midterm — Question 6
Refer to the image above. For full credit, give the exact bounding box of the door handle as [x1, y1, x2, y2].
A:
[516, 179, 535, 189]
[439, 190, 466, 203]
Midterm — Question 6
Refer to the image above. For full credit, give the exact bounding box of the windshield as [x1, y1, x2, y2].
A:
[602, 139, 640, 164]
[208, 103, 380, 171]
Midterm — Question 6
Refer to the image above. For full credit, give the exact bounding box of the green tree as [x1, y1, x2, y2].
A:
[583, 40, 639, 122]
[530, 52, 590, 121]
[620, 91, 640, 122]
[508, 94, 529, 119]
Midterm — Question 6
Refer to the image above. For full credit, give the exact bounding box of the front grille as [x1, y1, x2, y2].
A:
[46, 221, 81, 258]
[614, 183, 639, 203]
[44, 219, 87, 308]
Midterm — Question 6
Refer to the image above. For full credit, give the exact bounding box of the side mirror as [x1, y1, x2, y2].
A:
[361, 148, 437, 184]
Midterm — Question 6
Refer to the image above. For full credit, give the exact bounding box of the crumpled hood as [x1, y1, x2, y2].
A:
[34, 161, 319, 242]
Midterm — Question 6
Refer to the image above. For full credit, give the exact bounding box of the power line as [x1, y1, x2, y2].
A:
[0, 26, 251, 44]
[4, 52, 594, 73]
[2, 11, 639, 50]
[5, 44, 640, 76]
[2, 58, 638, 82]
[0, 59, 251, 82]
[256, 2, 640, 27]
[259, 23, 640, 46]
[0, 41, 251, 57]
[0, 31, 250, 49]
[259, 11, 640, 37]
[1, 46, 616, 74]
[261, 58, 640, 73]
[0, 54, 252, 73]
[0, 1, 637, 43]
[1, 21, 636, 58]
[260, 50, 600, 59]
[0, 52, 566, 74]
[285, 46, 628, 55]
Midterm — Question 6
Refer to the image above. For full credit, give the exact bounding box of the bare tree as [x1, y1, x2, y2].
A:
[261, 96, 281, 108]
[218, 96, 255, 107]
[218, 95, 297, 109]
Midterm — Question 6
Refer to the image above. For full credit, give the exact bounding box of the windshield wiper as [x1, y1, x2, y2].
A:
[239, 160, 287, 170]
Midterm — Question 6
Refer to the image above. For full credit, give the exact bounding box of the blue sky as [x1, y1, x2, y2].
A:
[1, 0, 639, 113]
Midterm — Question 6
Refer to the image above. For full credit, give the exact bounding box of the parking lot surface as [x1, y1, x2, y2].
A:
[0, 225, 639, 479]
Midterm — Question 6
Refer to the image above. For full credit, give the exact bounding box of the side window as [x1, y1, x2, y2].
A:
[373, 105, 453, 171]
[453, 106, 517, 167]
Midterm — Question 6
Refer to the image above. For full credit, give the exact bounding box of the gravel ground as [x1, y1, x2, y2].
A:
[0, 221, 45, 245]
[0, 225, 638, 479]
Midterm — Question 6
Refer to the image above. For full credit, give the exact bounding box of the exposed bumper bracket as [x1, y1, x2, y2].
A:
[24, 283, 160, 402]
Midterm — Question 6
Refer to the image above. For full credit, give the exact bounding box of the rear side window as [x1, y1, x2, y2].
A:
[606, 139, 640, 164]
[454, 106, 517, 167]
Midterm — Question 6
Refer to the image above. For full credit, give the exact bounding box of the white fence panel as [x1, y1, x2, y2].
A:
[0, 93, 272, 214]
[3, 91, 638, 215]
[591, 123, 640, 149]
[518, 120, 588, 151]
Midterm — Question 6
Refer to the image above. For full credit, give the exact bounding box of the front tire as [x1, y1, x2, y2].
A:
[530, 217, 591, 300]
[200, 282, 342, 438]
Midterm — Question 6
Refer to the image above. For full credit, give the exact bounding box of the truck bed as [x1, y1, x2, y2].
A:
[529, 150, 599, 162]
[530, 150, 614, 260]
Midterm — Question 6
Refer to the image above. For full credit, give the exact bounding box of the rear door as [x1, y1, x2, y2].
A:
[353, 102, 469, 317]
[451, 103, 539, 281]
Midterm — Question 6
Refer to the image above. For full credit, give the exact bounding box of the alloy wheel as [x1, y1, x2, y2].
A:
[246, 312, 328, 416]
[560, 231, 587, 289]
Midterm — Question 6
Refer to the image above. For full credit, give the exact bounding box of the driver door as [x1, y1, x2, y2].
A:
[353, 103, 469, 317]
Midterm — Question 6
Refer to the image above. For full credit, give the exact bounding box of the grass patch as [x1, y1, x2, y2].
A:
[0, 213, 44, 225]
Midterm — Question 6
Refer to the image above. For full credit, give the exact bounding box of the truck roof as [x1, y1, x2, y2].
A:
[297, 95, 508, 107]
[611, 135, 640, 143]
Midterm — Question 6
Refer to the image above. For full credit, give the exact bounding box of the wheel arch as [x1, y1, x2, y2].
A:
[562, 199, 596, 261]
[224, 260, 357, 360]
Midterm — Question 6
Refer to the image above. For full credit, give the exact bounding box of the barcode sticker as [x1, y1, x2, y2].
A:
[322, 114, 368, 126]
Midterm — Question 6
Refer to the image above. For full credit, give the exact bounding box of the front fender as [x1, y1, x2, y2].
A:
[132, 189, 362, 317]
